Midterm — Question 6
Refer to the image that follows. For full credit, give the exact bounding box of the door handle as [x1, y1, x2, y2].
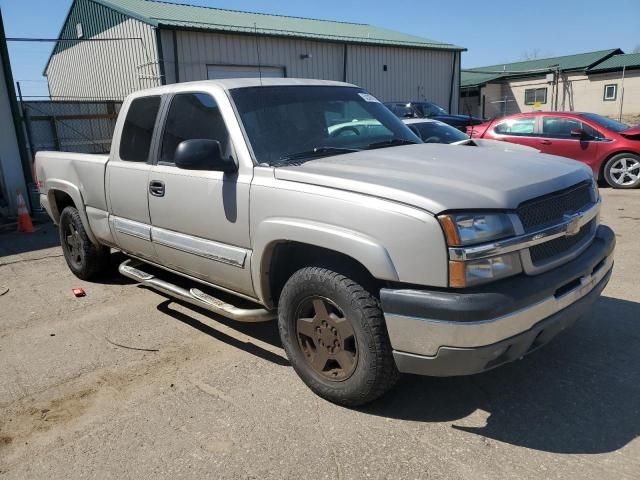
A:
[540, 140, 552, 145]
[149, 180, 165, 197]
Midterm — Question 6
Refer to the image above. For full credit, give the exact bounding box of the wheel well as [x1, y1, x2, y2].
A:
[52, 190, 75, 221]
[599, 151, 639, 181]
[265, 242, 379, 307]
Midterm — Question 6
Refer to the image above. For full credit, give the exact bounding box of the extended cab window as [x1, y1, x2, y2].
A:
[119, 96, 161, 162]
[494, 118, 536, 135]
[160, 93, 231, 164]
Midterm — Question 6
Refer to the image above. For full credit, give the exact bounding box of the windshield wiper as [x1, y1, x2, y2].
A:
[365, 138, 420, 150]
[273, 147, 361, 166]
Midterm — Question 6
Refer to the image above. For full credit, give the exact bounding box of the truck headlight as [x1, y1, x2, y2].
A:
[592, 178, 600, 202]
[449, 252, 522, 288]
[438, 212, 515, 246]
[439, 212, 521, 287]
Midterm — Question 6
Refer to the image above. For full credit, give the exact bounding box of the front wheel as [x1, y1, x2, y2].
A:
[603, 153, 640, 189]
[278, 266, 399, 406]
[59, 206, 109, 280]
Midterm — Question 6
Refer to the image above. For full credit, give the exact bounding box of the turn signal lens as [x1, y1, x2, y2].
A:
[449, 252, 522, 288]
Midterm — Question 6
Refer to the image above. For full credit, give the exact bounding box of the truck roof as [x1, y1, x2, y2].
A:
[128, 78, 358, 98]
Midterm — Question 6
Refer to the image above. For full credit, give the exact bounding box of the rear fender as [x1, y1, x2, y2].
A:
[46, 179, 99, 246]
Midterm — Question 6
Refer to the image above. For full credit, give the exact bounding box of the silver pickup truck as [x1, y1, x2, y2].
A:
[35, 78, 615, 406]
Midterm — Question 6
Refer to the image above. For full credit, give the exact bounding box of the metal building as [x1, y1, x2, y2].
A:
[1, 9, 29, 218]
[45, 0, 464, 111]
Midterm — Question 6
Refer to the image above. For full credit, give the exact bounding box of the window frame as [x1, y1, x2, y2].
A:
[118, 95, 162, 163]
[603, 84, 617, 102]
[524, 87, 548, 106]
[156, 91, 234, 167]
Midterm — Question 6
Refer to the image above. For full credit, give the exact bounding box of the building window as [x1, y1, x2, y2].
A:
[76, 23, 83, 39]
[524, 88, 547, 105]
[603, 84, 617, 101]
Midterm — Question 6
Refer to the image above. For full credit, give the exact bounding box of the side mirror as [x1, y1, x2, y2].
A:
[570, 128, 591, 139]
[174, 139, 237, 173]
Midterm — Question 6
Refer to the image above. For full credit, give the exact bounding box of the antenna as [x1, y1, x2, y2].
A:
[253, 22, 263, 86]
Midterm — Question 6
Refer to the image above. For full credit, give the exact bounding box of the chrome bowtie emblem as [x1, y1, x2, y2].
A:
[564, 214, 582, 236]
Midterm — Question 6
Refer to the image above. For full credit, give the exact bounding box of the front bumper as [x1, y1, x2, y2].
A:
[381, 225, 615, 376]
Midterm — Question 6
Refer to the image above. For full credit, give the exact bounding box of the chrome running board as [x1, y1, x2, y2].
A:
[118, 259, 276, 323]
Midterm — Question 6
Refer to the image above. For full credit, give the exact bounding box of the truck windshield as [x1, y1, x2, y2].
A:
[230, 86, 421, 166]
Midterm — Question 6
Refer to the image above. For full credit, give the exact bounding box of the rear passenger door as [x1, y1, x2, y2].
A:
[147, 91, 253, 296]
[106, 95, 162, 261]
[491, 116, 541, 150]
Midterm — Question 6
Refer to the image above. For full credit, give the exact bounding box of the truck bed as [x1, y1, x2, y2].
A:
[35, 151, 110, 213]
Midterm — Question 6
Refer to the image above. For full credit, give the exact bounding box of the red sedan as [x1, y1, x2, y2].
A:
[468, 112, 640, 189]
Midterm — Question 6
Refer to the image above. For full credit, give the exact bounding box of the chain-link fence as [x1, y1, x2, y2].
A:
[19, 99, 122, 158]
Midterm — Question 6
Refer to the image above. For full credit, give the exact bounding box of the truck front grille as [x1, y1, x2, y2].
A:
[517, 181, 593, 231]
[530, 219, 595, 265]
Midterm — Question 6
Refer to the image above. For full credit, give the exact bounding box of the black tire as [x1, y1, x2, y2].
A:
[603, 153, 640, 189]
[278, 266, 399, 406]
[59, 206, 109, 280]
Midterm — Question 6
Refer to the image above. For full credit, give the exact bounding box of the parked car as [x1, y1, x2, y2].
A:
[385, 101, 484, 131]
[403, 118, 539, 152]
[468, 112, 640, 189]
[35, 79, 614, 406]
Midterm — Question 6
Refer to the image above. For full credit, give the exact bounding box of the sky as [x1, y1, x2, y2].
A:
[1, 0, 639, 98]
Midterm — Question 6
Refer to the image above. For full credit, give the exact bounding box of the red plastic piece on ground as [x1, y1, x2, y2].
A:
[72, 288, 86, 297]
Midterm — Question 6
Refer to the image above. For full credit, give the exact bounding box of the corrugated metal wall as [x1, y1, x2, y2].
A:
[347, 45, 459, 108]
[46, 0, 460, 108]
[159, 29, 459, 108]
[46, 0, 160, 100]
[159, 30, 345, 85]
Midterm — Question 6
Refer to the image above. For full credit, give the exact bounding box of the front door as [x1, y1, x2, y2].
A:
[106, 95, 162, 261]
[147, 91, 253, 296]
[537, 116, 600, 170]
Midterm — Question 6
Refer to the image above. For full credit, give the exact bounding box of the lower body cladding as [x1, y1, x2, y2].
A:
[381, 225, 615, 376]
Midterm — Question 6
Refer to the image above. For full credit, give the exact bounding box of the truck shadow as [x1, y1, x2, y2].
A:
[360, 295, 640, 454]
[152, 295, 288, 367]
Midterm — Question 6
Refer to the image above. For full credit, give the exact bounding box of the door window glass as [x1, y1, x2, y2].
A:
[542, 117, 583, 138]
[494, 117, 536, 135]
[119, 96, 161, 162]
[160, 93, 231, 164]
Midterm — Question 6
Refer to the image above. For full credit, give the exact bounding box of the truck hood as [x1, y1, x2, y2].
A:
[274, 144, 593, 214]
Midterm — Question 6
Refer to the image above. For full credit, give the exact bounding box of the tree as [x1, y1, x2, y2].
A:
[521, 49, 543, 60]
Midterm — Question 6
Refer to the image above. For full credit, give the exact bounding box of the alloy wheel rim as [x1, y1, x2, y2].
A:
[295, 296, 358, 381]
[610, 158, 640, 186]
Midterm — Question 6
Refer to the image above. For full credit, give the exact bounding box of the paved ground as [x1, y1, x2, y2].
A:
[1, 189, 639, 479]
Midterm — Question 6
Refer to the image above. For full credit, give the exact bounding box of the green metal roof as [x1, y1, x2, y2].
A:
[461, 48, 622, 87]
[589, 53, 640, 72]
[96, 0, 464, 50]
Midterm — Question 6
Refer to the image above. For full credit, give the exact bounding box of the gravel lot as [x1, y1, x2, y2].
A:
[1, 188, 639, 479]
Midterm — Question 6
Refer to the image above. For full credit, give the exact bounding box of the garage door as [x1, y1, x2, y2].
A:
[207, 65, 285, 80]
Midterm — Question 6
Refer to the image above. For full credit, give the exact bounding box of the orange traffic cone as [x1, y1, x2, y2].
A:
[16, 190, 35, 233]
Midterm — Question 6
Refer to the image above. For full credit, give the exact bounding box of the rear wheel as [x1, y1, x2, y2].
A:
[278, 266, 399, 406]
[603, 153, 640, 189]
[59, 206, 109, 280]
